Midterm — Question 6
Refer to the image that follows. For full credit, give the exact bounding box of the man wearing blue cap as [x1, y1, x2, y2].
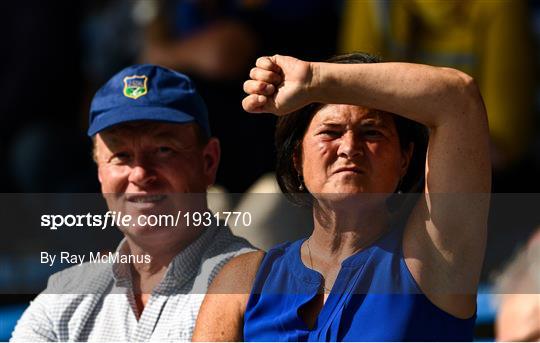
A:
[11, 65, 253, 341]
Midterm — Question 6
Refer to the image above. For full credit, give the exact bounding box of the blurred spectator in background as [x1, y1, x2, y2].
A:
[0, 1, 97, 193]
[138, 0, 266, 193]
[82, 0, 146, 86]
[141, 1, 256, 81]
[139, 0, 342, 192]
[494, 228, 540, 341]
[82, 0, 342, 193]
[340, 0, 539, 192]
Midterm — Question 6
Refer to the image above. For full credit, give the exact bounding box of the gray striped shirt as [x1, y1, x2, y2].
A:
[11, 226, 253, 342]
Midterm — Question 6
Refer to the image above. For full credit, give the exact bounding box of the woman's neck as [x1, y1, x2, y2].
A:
[310, 199, 390, 262]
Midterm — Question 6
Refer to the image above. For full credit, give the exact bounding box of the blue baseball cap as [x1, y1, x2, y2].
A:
[88, 64, 210, 137]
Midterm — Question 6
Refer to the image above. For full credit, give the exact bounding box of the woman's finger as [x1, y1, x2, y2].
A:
[242, 94, 268, 113]
[243, 80, 275, 95]
[249, 67, 282, 85]
[255, 56, 281, 73]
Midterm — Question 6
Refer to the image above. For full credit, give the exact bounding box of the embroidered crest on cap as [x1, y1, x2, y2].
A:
[123, 75, 148, 99]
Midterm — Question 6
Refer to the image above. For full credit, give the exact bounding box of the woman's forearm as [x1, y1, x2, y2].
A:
[311, 62, 486, 129]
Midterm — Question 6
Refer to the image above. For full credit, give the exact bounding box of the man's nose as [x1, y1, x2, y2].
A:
[128, 161, 157, 186]
[337, 131, 363, 159]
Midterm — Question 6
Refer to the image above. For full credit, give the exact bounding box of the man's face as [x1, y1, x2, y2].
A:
[94, 121, 220, 233]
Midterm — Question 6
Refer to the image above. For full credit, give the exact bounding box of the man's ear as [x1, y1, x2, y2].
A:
[98, 168, 103, 184]
[400, 142, 414, 178]
[94, 135, 104, 184]
[202, 138, 221, 186]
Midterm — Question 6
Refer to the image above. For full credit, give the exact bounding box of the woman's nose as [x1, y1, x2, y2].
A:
[337, 131, 363, 159]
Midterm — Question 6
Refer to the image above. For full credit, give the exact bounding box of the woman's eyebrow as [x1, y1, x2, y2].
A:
[318, 122, 344, 127]
[359, 118, 384, 126]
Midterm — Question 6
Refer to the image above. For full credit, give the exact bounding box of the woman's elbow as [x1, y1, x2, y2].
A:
[453, 70, 488, 122]
[437, 68, 488, 129]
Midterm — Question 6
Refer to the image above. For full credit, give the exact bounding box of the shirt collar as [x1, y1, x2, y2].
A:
[111, 222, 224, 293]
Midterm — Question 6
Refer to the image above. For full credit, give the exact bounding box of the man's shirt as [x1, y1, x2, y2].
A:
[10, 226, 253, 341]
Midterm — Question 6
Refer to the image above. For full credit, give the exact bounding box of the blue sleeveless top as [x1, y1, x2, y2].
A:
[244, 226, 476, 341]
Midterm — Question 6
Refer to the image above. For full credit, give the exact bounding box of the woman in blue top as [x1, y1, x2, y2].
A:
[193, 53, 490, 341]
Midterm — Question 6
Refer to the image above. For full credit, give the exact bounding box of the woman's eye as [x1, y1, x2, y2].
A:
[364, 130, 383, 138]
[319, 130, 340, 137]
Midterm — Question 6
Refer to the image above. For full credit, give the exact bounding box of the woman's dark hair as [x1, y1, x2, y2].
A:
[275, 52, 428, 206]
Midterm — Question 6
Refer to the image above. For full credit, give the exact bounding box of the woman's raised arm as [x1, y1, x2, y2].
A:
[243, 54, 491, 317]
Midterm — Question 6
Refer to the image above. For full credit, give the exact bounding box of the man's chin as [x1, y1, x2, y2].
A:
[118, 225, 184, 244]
[122, 224, 176, 233]
[125, 201, 165, 212]
[123, 199, 176, 215]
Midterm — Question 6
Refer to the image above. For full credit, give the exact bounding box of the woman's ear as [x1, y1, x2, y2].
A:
[400, 142, 414, 178]
[292, 144, 302, 176]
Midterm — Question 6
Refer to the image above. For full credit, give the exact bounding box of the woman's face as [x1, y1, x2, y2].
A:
[298, 105, 411, 195]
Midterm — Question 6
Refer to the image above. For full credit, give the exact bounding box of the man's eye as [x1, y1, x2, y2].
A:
[157, 146, 174, 155]
[110, 152, 130, 163]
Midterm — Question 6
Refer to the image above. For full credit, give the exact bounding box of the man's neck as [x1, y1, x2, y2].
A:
[125, 226, 204, 288]
[124, 226, 205, 318]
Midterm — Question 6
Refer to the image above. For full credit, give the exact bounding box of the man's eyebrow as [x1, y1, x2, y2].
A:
[150, 131, 173, 139]
[99, 135, 125, 150]
[151, 131, 184, 144]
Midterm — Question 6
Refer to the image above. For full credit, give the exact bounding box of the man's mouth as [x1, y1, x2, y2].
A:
[125, 194, 167, 203]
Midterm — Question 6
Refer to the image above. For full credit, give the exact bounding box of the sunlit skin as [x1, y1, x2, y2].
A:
[299, 104, 412, 197]
[93, 121, 220, 314]
[297, 105, 414, 294]
[497, 293, 540, 342]
[94, 122, 220, 246]
[192, 54, 490, 340]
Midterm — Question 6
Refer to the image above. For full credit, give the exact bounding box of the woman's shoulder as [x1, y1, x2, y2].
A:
[208, 250, 266, 293]
[194, 251, 266, 341]
[266, 240, 298, 256]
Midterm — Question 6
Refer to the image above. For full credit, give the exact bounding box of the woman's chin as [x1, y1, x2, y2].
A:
[314, 190, 388, 207]
[319, 184, 368, 195]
